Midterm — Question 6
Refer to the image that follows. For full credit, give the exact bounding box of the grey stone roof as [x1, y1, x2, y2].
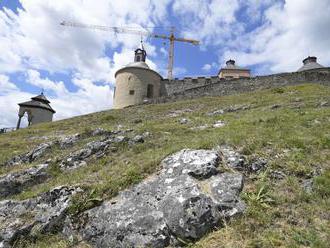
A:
[31, 93, 50, 103]
[297, 62, 324, 72]
[18, 94, 55, 113]
[125, 61, 150, 69]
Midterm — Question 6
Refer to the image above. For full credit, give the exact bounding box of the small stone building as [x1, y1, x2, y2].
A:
[16, 93, 55, 129]
[113, 47, 163, 109]
[297, 56, 324, 72]
[218, 60, 251, 79]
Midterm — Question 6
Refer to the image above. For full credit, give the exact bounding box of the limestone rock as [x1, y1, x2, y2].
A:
[249, 158, 268, 173]
[64, 149, 245, 247]
[219, 146, 246, 170]
[59, 134, 81, 148]
[271, 104, 281, 109]
[131, 135, 144, 144]
[59, 139, 112, 170]
[167, 108, 193, 118]
[191, 124, 210, 131]
[206, 109, 224, 116]
[5, 142, 54, 166]
[59, 136, 129, 170]
[213, 120, 225, 128]
[0, 164, 50, 198]
[179, 118, 189, 124]
[318, 101, 328, 107]
[225, 105, 250, 113]
[269, 170, 286, 180]
[0, 186, 80, 248]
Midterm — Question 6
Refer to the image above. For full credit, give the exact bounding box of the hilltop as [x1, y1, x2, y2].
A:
[0, 84, 329, 247]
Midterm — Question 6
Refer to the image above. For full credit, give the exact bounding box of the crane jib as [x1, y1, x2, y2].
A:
[60, 21, 200, 79]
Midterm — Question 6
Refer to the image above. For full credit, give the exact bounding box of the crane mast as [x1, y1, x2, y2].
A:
[60, 21, 199, 80]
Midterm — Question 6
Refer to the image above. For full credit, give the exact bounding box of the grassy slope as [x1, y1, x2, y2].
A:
[1, 84, 330, 247]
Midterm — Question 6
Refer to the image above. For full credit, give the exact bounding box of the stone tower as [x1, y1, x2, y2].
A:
[113, 46, 162, 109]
[297, 56, 324, 72]
[16, 92, 56, 129]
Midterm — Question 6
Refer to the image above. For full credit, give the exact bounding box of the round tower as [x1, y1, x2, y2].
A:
[113, 46, 162, 109]
[16, 92, 55, 129]
[297, 56, 324, 72]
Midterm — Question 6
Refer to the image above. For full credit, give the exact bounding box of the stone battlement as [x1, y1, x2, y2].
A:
[154, 68, 330, 103]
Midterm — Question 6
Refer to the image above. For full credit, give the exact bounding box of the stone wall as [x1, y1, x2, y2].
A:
[156, 68, 330, 103]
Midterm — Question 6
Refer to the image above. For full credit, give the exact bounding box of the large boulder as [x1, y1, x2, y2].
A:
[0, 186, 81, 248]
[64, 149, 245, 247]
[0, 164, 50, 198]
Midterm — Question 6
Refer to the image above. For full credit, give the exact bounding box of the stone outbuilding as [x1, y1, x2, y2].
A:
[297, 56, 324, 72]
[113, 46, 163, 109]
[218, 60, 251, 79]
[16, 93, 55, 129]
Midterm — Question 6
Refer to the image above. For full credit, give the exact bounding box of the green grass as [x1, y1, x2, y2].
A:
[1, 84, 329, 247]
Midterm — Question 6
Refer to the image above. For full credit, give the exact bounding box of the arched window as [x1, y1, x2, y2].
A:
[136, 56, 141, 62]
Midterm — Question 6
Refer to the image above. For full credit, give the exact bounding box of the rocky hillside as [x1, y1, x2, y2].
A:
[0, 84, 329, 247]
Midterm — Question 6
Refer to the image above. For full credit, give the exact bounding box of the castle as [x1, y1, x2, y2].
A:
[16, 48, 329, 128]
[113, 47, 329, 109]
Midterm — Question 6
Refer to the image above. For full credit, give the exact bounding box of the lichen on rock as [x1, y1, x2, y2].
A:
[64, 149, 245, 247]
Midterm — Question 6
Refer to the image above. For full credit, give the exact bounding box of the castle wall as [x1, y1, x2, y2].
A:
[114, 67, 162, 109]
[155, 68, 330, 103]
[163, 76, 220, 96]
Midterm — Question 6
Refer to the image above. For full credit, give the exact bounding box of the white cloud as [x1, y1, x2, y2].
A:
[26, 70, 68, 96]
[172, 0, 242, 46]
[0, 75, 19, 94]
[222, 0, 330, 73]
[0, 76, 31, 128]
[202, 62, 218, 72]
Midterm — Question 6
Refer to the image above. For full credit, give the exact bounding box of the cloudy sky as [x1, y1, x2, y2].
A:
[1, 0, 329, 128]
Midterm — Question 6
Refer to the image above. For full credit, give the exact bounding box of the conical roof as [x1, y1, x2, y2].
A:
[31, 93, 50, 103]
[298, 56, 324, 72]
[18, 93, 55, 113]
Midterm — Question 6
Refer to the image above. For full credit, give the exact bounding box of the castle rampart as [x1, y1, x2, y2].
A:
[154, 68, 330, 103]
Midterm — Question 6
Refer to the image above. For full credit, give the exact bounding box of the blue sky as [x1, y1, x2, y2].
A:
[1, 0, 330, 127]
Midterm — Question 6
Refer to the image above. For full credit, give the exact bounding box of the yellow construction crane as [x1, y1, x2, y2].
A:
[60, 21, 199, 80]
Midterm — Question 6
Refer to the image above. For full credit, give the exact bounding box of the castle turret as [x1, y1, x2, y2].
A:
[16, 92, 55, 129]
[218, 59, 251, 79]
[134, 47, 147, 62]
[113, 46, 162, 109]
[297, 56, 324, 72]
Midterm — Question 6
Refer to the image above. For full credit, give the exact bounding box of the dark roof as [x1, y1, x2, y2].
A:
[18, 93, 55, 113]
[31, 93, 50, 103]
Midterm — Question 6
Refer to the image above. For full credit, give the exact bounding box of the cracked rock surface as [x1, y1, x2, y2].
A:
[64, 149, 245, 247]
[0, 186, 81, 248]
[0, 164, 50, 198]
